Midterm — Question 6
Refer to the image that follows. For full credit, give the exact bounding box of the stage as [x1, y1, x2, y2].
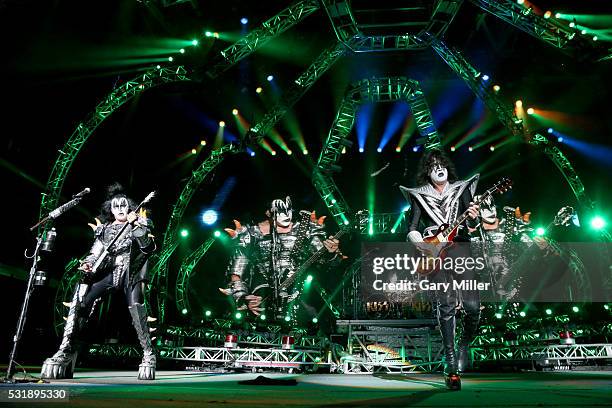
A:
[2, 370, 612, 407]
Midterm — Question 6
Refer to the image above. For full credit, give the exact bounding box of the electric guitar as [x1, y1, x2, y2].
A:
[415, 177, 512, 276]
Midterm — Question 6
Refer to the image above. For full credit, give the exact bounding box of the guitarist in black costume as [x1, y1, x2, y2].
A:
[400, 149, 481, 390]
[221, 196, 341, 323]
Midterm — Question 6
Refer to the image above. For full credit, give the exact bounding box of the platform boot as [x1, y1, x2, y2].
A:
[457, 310, 480, 373]
[440, 317, 461, 391]
[129, 303, 156, 380]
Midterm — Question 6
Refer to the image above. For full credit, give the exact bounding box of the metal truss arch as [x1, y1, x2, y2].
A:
[175, 237, 216, 316]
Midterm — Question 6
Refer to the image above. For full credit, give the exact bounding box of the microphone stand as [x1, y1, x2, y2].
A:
[270, 210, 280, 319]
[4, 195, 86, 383]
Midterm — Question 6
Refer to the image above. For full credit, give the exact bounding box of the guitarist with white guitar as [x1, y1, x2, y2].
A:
[399, 149, 481, 391]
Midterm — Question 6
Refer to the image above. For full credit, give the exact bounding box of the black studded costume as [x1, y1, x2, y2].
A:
[41, 184, 157, 380]
[223, 197, 340, 322]
[399, 149, 481, 389]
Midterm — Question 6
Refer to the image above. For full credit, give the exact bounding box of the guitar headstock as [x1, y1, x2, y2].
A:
[490, 177, 513, 195]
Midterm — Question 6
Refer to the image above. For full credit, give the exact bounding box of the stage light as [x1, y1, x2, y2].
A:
[250, 151, 256, 157]
[235, 312, 242, 319]
[535, 227, 545, 236]
[219, 121, 225, 127]
[546, 308, 552, 315]
[493, 85, 500, 92]
[377, 147, 382, 153]
[604, 305, 609, 310]
[519, 311, 526, 317]
[191, 148, 197, 154]
[490, 146, 495, 152]
[482, 75, 489, 81]
[572, 306, 579, 313]
[517, 0, 524, 4]
[180, 48, 185, 54]
[331, 199, 337, 204]
[527, 108, 535, 115]
[214, 230, 221, 237]
[213, 32, 219, 38]
[202, 209, 218, 225]
[593, 36, 598, 41]
[271, 151, 277, 156]
[468, 146, 473, 152]
[232, 109, 238, 115]
[515, 100, 523, 108]
[156, 65, 161, 69]
[312, 317, 318, 324]
[180, 229, 189, 238]
[303, 149, 308, 155]
[205, 310, 212, 317]
[359, 147, 364, 153]
[192, 39, 199, 46]
[240, 17, 248, 25]
[341, 147, 346, 154]
[181, 308, 188, 315]
[547, 128, 553, 133]
[495, 313, 502, 319]
[284, 316, 291, 322]
[287, 150, 292, 155]
[256, 87, 263, 94]
[557, 136, 563, 143]
[267, 75, 274, 81]
[581, 29, 587, 35]
[569, 22, 575, 28]
[200, 140, 207, 146]
[395, 147, 401, 152]
[555, 12, 561, 18]
[412, 146, 419, 152]
[305, 275, 313, 283]
[544, 11, 551, 19]
[205, 31, 212, 37]
[259, 314, 266, 321]
[168, 56, 174, 62]
[450, 146, 456, 152]
[344, 220, 349, 225]
[591, 216, 606, 230]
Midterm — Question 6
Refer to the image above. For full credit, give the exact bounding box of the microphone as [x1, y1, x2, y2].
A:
[73, 187, 91, 199]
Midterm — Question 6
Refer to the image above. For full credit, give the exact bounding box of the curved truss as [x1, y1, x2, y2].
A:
[175, 237, 216, 316]
[39, 66, 190, 224]
[315, 77, 441, 227]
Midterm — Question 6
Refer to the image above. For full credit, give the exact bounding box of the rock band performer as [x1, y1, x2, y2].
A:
[400, 149, 480, 390]
[41, 183, 157, 380]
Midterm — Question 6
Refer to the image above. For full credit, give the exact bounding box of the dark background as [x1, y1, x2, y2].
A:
[1, 0, 611, 365]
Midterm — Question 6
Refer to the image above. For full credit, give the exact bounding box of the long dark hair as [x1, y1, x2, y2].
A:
[415, 149, 457, 186]
[98, 182, 137, 223]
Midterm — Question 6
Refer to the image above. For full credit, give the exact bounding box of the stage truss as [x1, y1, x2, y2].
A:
[40, 0, 610, 325]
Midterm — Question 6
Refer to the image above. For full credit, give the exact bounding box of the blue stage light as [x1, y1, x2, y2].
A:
[202, 209, 219, 225]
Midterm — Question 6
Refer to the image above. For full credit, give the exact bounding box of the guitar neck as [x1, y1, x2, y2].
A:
[441, 191, 492, 240]
[280, 228, 346, 290]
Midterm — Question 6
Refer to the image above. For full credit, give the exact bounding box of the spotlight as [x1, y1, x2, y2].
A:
[569, 22, 575, 28]
[191, 148, 197, 154]
[156, 65, 161, 69]
[482, 74, 490, 81]
[572, 306, 579, 313]
[517, 0, 524, 4]
[232, 108, 238, 115]
[303, 149, 308, 155]
[519, 311, 526, 317]
[604, 305, 609, 310]
[180, 229, 189, 237]
[205, 31, 212, 37]
[180, 48, 185, 54]
[202, 209, 218, 225]
[205, 310, 212, 317]
[555, 12, 561, 18]
[557, 136, 563, 143]
[214, 230, 221, 237]
[168, 56, 174, 62]
[515, 100, 523, 108]
[395, 147, 401, 152]
[527, 108, 535, 115]
[536, 227, 545, 236]
[544, 11, 551, 19]
[331, 199, 337, 204]
[468, 146, 473, 152]
[306, 275, 313, 283]
[200, 140, 207, 146]
[182, 308, 188, 315]
[213, 32, 219, 38]
[271, 151, 277, 156]
[450, 146, 456, 152]
[260, 314, 266, 320]
[581, 29, 587, 35]
[219, 121, 225, 127]
[192, 39, 199, 46]
[250, 151, 256, 157]
[545, 309, 552, 315]
[377, 147, 382, 153]
[359, 147, 364, 153]
[495, 313, 502, 319]
[593, 36, 598, 41]
[547, 128, 553, 134]
[490, 146, 495, 152]
[493, 85, 501, 92]
[284, 316, 291, 322]
[255, 87, 263, 94]
[235, 312, 242, 319]
[344, 220, 349, 225]
[403, 205, 410, 212]
[287, 150, 292, 155]
[591, 216, 606, 230]
[267, 75, 274, 81]
[312, 317, 318, 324]
[412, 146, 419, 152]
[240, 17, 248, 25]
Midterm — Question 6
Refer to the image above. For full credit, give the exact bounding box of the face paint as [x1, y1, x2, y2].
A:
[271, 196, 293, 228]
[111, 197, 129, 222]
[429, 162, 448, 184]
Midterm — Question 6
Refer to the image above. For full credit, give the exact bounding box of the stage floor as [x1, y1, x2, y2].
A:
[2, 370, 612, 407]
